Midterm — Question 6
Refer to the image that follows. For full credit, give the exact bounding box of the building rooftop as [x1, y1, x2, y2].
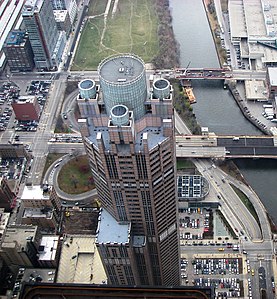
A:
[177, 175, 209, 200]
[21, 185, 51, 201]
[2, 225, 37, 248]
[22, 0, 44, 15]
[268, 67, 277, 86]
[38, 236, 59, 261]
[23, 207, 53, 219]
[98, 54, 144, 84]
[96, 209, 130, 244]
[88, 123, 167, 153]
[62, 208, 99, 235]
[5, 30, 27, 46]
[53, 10, 68, 22]
[0, 0, 25, 67]
[13, 96, 37, 105]
[245, 80, 267, 100]
[57, 235, 106, 284]
[79, 79, 94, 90]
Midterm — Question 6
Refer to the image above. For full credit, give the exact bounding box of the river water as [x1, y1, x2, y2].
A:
[170, 0, 277, 224]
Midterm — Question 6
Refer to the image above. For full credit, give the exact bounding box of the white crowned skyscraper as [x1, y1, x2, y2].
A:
[77, 54, 180, 286]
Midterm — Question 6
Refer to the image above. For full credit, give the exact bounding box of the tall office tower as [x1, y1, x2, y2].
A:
[22, 0, 59, 70]
[77, 54, 180, 286]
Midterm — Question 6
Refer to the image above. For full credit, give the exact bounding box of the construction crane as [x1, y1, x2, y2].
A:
[183, 61, 191, 75]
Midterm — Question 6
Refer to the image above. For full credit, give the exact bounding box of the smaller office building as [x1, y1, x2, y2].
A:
[0, 178, 15, 210]
[0, 225, 41, 268]
[177, 175, 209, 201]
[21, 185, 61, 231]
[12, 96, 40, 121]
[53, 10, 71, 37]
[38, 235, 60, 268]
[3, 30, 34, 72]
[267, 67, 277, 96]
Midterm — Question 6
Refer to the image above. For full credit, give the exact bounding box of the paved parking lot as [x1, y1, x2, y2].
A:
[181, 257, 244, 298]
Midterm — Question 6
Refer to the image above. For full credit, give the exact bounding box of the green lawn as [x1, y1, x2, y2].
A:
[87, 0, 108, 16]
[72, 0, 159, 70]
[57, 155, 95, 194]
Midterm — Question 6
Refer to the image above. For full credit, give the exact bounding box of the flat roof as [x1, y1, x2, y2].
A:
[245, 80, 267, 100]
[79, 79, 94, 90]
[23, 0, 44, 14]
[177, 175, 209, 199]
[23, 207, 53, 219]
[243, 0, 266, 37]
[229, 0, 247, 38]
[268, 68, 277, 86]
[96, 209, 130, 244]
[5, 30, 26, 46]
[53, 10, 67, 21]
[21, 185, 51, 200]
[2, 225, 37, 249]
[38, 236, 59, 261]
[88, 124, 167, 153]
[57, 235, 106, 284]
[98, 55, 144, 84]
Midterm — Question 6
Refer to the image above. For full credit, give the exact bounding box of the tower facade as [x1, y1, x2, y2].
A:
[22, 0, 59, 70]
[3, 30, 35, 72]
[77, 54, 180, 286]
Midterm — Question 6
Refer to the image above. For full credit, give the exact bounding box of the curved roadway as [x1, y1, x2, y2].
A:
[43, 154, 97, 204]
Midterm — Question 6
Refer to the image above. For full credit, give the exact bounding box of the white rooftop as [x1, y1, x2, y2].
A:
[21, 185, 51, 200]
[96, 209, 130, 244]
[268, 68, 277, 86]
[38, 236, 59, 261]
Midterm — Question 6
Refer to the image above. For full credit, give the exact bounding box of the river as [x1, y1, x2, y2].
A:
[170, 0, 277, 224]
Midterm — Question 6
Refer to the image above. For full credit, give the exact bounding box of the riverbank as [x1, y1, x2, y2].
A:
[202, 0, 225, 67]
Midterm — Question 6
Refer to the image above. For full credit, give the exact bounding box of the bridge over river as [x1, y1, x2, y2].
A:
[157, 68, 266, 81]
[175, 134, 277, 159]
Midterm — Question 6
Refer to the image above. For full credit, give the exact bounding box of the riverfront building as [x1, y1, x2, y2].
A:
[77, 54, 180, 286]
[22, 0, 63, 70]
[228, 0, 277, 68]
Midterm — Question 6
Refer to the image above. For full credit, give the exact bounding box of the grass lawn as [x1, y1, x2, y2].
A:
[87, 0, 108, 16]
[72, 0, 159, 70]
[230, 184, 260, 225]
[58, 155, 95, 194]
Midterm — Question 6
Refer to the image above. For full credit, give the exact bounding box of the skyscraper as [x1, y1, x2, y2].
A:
[22, 0, 59, 70]
[77, 54, 180, 286]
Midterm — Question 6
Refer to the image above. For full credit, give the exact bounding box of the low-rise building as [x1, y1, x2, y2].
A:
[38, 235, 60, 268]
[0, 225, 41, 268]
[20, 185, 61, 231]
[267, 67, 277, 96]
[0, 144, 31, 160]
[12, 96, 40, 121]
